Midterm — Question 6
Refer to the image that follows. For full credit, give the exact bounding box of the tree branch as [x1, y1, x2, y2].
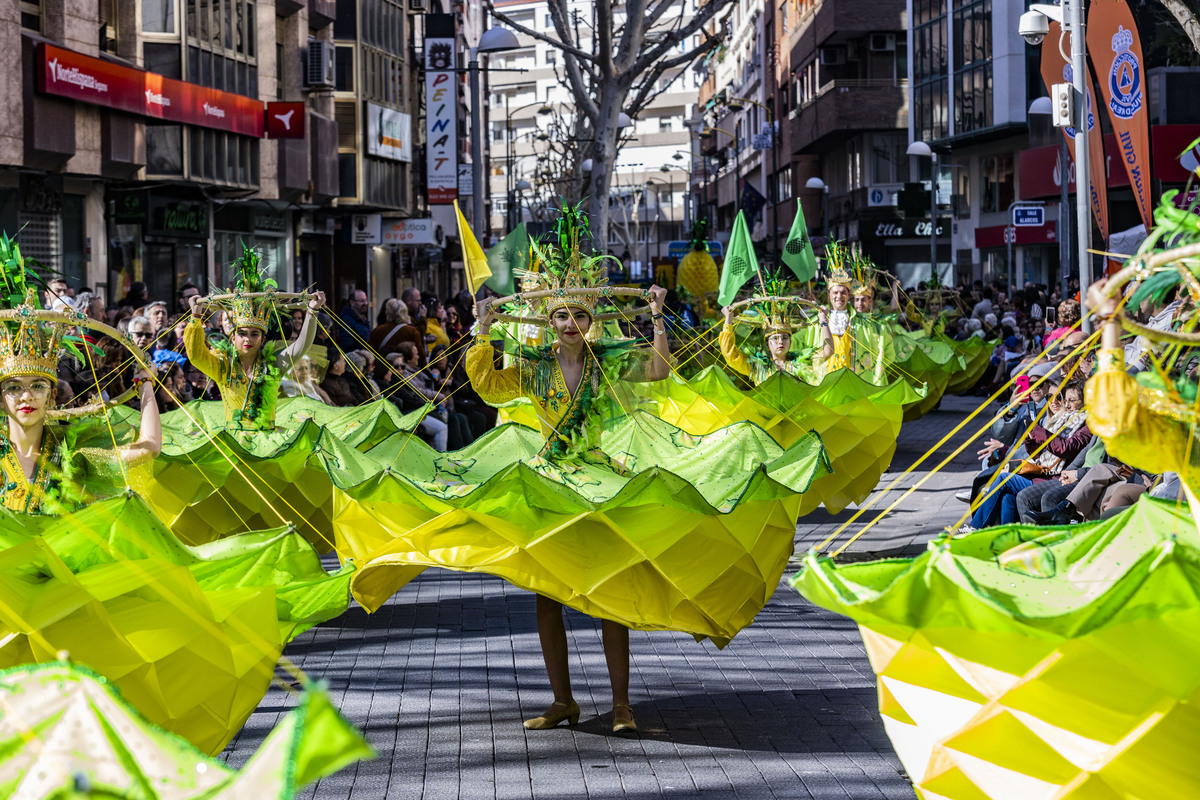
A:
[1160, 0, 1200, 55]
[486, 1, 597, 63]
[613, 0, 651, 74]
[629, 1, 732, 77]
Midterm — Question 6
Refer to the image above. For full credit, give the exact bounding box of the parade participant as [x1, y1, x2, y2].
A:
[799, 245, 888, 382]
[184, 244, 325, 430]
[719, 273, 817, 385]
[468, 207, 670, 734]
[326, 204, 831, 736]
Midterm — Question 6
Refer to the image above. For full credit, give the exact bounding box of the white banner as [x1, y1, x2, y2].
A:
[424, 37, 457, 204]
[366, 102, 412, 162]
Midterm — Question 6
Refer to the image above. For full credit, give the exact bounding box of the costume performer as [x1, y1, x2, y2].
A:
[719, 288, 816, 385]
[318, 206, 832, 734]
[0, 236, 356, 755]
[798, 245, 889, 383]
[134, 245, 422, 548]
[791, 200, 1200, 798]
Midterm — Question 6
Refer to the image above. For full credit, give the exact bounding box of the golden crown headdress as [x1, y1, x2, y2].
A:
[825, 242, 853, 287]
[223, 242, 276, 331]
[732, 270, 807, 336]
[524, 203, 610, 320]
[0, 233, 80, 382]
[850, 254, 878, 297]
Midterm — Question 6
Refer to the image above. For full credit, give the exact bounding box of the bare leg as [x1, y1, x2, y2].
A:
[536, 595, 573, 706]
[602, 619, 632, 725]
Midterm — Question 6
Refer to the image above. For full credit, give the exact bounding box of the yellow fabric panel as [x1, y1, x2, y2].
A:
[718, 324, 752, 377]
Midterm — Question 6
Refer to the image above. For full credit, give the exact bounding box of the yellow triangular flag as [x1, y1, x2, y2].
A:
[454, 200, 491, 293]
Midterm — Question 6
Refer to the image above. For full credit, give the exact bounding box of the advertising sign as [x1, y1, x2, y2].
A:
[1088, 1, 1153, 229]
[366, 102, 412, 162]
[424, 37, 458, 204]
[265, 102, 306, 139]
[382, 218, 444, 246]
[350, 214, 382, 245]
[37, 43, 264, 137]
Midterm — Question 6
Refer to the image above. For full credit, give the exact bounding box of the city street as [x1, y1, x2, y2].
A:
[223, 396, 986, 799]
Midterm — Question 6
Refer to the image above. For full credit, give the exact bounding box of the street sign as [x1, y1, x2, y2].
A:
[667, 240, 724, 260]
[1012, 206, 1045, 227]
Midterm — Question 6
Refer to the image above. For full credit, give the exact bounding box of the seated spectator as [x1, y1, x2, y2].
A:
[280, 355, 331, 404]
[966, 381, 1090, 529]
[320, 352, 357, 406]
[370, 298, 426, 366]
[384, 347, 447, 450]
[345, 350, 382, 402]
[1044, 299, 1081, 346]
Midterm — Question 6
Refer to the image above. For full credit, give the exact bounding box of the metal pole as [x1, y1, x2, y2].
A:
[1060, 138, 1070, 300]
[469, 47, 485, 239]
[1007, 215, 1014, 293]
[1067, 0, 1092, 330]
[930, 152, 938, 283]
[823, 188, 829, 239]
[770, 117, 779, 263]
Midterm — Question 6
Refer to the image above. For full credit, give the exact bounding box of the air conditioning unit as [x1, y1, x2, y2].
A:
[410, 0, 427, 11]
[819, 47, 845, 66]
[306, 40, 336, 88]
[870, 33, 897, 52]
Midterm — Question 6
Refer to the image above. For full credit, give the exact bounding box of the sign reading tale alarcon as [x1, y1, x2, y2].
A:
[424, 38, 458, 204]
[1088, 0, 1153, 230]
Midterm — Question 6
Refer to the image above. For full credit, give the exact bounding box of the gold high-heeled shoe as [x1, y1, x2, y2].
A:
[612, 704, 637, 733]
[523, 700, 581, 730]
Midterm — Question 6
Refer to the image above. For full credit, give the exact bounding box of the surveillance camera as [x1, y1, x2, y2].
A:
[1018, 10, 1049, 46]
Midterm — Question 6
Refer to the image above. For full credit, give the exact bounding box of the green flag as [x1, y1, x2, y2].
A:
[485, 222, 527, 295]
[781, 203, 818, 281]
[717, 211, 758, 306]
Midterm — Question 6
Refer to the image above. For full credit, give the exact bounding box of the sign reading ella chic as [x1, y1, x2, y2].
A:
[874, 221, 946, 238]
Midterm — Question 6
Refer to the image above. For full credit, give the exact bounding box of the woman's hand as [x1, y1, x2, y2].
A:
[188, 294, 204, 318]
[1085, 277, 1117, 319]
[648, 285, 667, 316]
[307, 290, 326, 312]
[722, 305, 734, 325]
[475, 298, 497, 332]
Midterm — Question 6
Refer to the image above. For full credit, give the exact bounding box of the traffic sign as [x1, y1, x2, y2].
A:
[1012, 206, 1045, 227]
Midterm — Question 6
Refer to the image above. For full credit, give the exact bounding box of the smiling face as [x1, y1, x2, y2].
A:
[2, 376, 54, 429]
[852, 293, 874, 313]
[232, 326, 265, 357]
[549, 307, 592, 344]
[828, 284, 850, 311]
[766, 332, 792, 358]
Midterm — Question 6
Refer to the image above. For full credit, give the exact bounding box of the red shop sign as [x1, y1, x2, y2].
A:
[265, 102, 306, 139]
[974, 220, 1057, 249]
[37, 43, 264, 137]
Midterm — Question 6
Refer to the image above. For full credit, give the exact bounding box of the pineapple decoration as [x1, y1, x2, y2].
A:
[677, 219, 718, 316]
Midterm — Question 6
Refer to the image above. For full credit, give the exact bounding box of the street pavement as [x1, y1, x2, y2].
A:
[222, 393, 993, 799]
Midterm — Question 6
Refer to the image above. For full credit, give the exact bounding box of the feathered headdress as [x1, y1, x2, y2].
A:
[850, 253, 878, 298]
[224, 242, 278, 332]
[744, 269, 805, 336]
[523, 202, 612, 320]
[0, 233, 91, 382]
[825, 242, 853, 287]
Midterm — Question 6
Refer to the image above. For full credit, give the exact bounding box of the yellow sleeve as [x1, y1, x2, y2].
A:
[465, 336, 524, 405]
[1085, 348, 1190, 477]
[718, 324, 751, 377]
[183, 317, 224, 382]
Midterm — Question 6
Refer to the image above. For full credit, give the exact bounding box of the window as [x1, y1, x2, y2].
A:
[913, 0, 949, 142]
[185, 0, 258, 98]
[953, 0, 993, 134]
[870, 133, 906, 184]
[143, 0, 177, 34]
[544, 13, 551, 27]
[980, 154, 1014, 214]
[19, 0, 41, 32]
[545, 50, 556, 66]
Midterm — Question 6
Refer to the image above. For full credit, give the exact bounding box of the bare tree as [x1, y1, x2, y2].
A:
[1159, 0, 1200, 56]
[488, 0, 733, 251]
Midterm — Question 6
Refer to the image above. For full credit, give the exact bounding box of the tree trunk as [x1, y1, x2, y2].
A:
[586, 86, 631, 255]
[1160, 0, 1200, 55]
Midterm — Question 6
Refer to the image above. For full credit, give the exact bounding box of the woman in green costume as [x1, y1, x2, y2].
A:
[184, 245, 326, 431]
[719, 294, 821, 385]
[468, 207, 669, 735]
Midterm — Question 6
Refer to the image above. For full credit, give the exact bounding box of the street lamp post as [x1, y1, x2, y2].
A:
[469, 27, 520, 242]
[906, 141, 940, 284]
[1020, 0, 1092, 328]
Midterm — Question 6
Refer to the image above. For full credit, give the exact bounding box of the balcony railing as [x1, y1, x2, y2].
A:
[789, 78, 909, 119]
